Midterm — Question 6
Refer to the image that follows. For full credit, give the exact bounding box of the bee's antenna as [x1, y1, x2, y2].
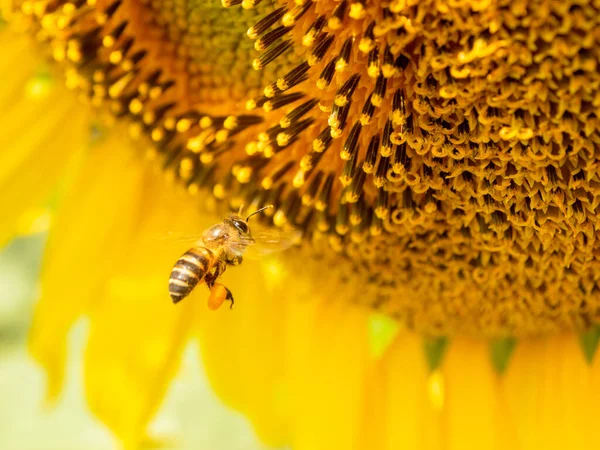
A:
[238, 205, 244, 215]
[246, 205, 273, 221]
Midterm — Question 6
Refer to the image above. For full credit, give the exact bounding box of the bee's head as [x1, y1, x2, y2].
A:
[228, 215, 250, 236]
[226, 205, 273, 237]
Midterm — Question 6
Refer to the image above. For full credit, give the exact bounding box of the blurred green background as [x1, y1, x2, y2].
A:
[0, 234, 271, 450]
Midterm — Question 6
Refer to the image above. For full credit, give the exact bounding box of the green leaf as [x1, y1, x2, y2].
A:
[423, 336, 448, 371]
[367, 313, 400, 359]
[580, 326, 600, 364]
[489, 337, 517, 375]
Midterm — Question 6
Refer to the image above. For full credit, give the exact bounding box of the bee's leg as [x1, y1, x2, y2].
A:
[205, 261, 226, 288]
[225, 255, 243, 266]
[223, 285, 235, 309]
[204, 270, 216, 288]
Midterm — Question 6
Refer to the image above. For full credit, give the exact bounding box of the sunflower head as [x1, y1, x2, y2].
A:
[13, 0, 600, 336]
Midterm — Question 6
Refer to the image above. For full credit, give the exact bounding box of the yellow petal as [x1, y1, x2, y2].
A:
[284, 300, 370, 450]
[84, 281, 193, 449]
[197, 257, 373, 450]
[0, 89, 87, 247]
[501, 334, 600, 449]
[378, 332, 440, 450]
[0, 29, 38, 108]
[196, 258, 290, 447]
[84, 173, 206, 448]
[442, 339, 509, 450]
[29, 133, 145, 401]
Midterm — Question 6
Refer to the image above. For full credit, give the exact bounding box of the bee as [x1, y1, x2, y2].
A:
[168, 205, 294, 309]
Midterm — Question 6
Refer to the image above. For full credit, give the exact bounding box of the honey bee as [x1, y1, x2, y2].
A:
[168, 205, 295, 309]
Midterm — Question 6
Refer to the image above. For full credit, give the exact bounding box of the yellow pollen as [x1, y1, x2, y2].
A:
[96, 13, 108, 25]
[92, 70, 105, 83]
[52, 46, 66, 62]
[151, 128, 164, 142]
[293, 170, 306, 188]
[187, 137, 204, 153]
[142, 111, 155, 125]
[121, 60, 134, 72]
[368, 64, 380, 78]
[273, 210, 287, 227]
[163, 118, 176, 130]
[381, 64, 395, 78]
[179, 158, 194, 175]
[312, 139, 325, 152]
[213, 184, 226, 199]
[20, 1, 32, 15]
[263, 145, 275, 158]
[215, 130, 229, 142]
[391, 112, 405, 127]
[200, 153, 214, 164]
[380, 145, 393, 157]
[365, 219, 380, 234]
[176, 118, 192, 133]
[102, 35, 115, 48]
[129, 98, 143, 115]
[199, 117, 213, 128]
[339, 175, 352, 186]
[66, 46, 82, 63]
[299, 155, 313, 171]
[330, 128, 343, 139]
[335, 224, 349, 235]
[276, 79, 289, 91]
[359, 38, 375, 53]
[371, 95, 383, 107]
[328, 17, 342, 30]
[261, 177, 274, 190]
[316, 78, 328, 90]
[281, 13, 295, 27]
[335, 59, 348, 72]
[349, 3, 366, 19]
[236, 167, 253, 183]
[302, 34, 315, 47]
[224, 116, 238, 130]
[279, 117, 292, 129]
[109, 50, 123, 64]
[148, 87, 163, 99]
[334, 95, 348, 107]
[276, 133, 291, 147]
[245, 142, 258, 155]
[57, 16, 71, 29]
[340, 149, 352, 161]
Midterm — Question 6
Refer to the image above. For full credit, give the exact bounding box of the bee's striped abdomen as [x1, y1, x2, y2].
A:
[169, 246, 213, 304]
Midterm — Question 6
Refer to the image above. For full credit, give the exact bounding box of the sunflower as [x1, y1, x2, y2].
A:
[2, 0, 600, 448]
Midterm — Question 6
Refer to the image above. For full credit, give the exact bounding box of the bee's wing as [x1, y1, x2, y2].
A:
[152, 231, 204, 246]
[231, 227, 302, 260]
